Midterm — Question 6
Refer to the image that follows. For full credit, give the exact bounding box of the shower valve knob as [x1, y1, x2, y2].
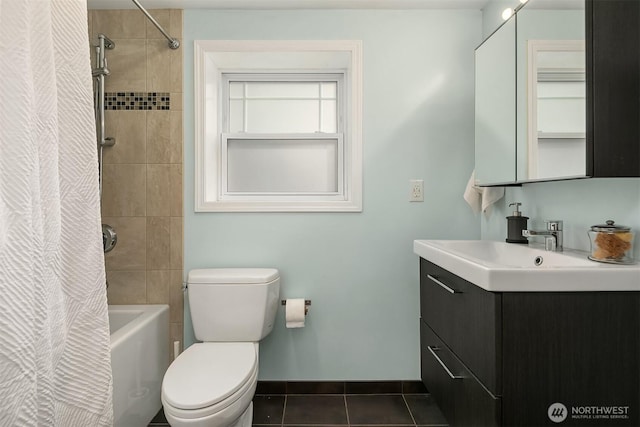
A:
[102, 224, 117, 253]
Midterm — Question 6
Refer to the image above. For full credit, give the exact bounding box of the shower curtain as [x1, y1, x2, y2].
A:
[0, 1, 113, 425]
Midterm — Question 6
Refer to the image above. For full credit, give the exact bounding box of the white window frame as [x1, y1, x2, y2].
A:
[194, 40, 363, 212]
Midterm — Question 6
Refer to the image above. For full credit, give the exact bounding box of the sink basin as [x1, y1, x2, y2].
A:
[414, 240, 640, 292]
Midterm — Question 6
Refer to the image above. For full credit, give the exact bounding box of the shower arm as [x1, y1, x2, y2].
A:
[131, 0, 180, 49]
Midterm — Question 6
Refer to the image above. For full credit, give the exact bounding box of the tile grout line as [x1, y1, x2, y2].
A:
[343, 393, 350, 426]
[280, 394, 287, 427]
[402, 394, 418, 426]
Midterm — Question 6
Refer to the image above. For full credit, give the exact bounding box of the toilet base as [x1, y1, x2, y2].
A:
[164, 402, 252, 427]
[228, 402, 252, 427]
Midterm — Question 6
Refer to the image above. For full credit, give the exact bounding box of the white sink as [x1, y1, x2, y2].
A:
[414, 240, 640, 292]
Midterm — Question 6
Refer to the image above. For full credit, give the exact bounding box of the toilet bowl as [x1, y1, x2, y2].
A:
[160, 268, 280, 427]
[162, 342, 258, 427]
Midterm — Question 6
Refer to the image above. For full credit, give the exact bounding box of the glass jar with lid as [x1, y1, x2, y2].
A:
[588, 220, 635, 264]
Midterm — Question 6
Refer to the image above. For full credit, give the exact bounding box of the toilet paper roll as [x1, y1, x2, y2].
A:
[285, 298, 306, 328]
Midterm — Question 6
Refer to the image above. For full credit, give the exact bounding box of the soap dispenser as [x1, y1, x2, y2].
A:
[506, 202, 529, 244]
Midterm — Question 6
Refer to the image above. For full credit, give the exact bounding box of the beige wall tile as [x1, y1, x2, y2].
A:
[101, 164, 146, 217]
[170, 92, 183, 111]
[169, 270, 184, 324]
[105, 39, 147, 92]
[146, 9, 171, 39]
[170, 217, 183, 270]
[147, 217, 171, 270]
[169, 41, 183, 93]
[147, 164, 172, 217]
[169, 10, 183, 93]
[90, 9, 184, 333]
[92, 10, 146, 40]
[169, 110, 183, 163]
[106, 270, 146, 304]
[147, 39, 173, 93]
[146, 111, 171, 163]
[147, 270, 171, 304]
[169, 164, 183, 217]
[169, 10, 183, 37]
[147, 164, 181, 217]
[103, 110, 147, 164]
[88, 11, 99, 42]
[103, 216, 147, 271]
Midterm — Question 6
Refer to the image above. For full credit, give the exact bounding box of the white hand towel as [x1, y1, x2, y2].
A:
[481, 186, 505, 213]
[463, 171, 482, 214]
[463, 170, 505, 215]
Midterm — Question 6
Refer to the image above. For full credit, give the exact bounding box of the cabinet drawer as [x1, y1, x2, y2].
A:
[420, 259, 501, 394]
[421, 321, 500, 427]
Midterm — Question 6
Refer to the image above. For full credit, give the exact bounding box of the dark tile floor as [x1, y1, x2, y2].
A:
[252, 393, 448, 426]
[150, 388, 448, 426]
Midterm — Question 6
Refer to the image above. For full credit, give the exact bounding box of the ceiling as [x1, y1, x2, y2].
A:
[87, 0, 489, 10]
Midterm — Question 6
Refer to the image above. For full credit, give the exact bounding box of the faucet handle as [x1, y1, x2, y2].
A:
[546, 220, 563, 231]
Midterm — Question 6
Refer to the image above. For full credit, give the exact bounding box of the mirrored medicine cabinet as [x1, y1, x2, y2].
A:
[475, 0, 640, 186]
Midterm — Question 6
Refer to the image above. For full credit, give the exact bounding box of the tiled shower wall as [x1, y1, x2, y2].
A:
[88, 10, 184, 351]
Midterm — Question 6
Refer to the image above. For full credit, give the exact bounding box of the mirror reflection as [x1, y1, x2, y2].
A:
[516, 0, 585, 181]
[475, 17, 516, 185]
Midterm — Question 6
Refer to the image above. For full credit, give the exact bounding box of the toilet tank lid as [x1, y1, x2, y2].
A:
[188, 268, 279, 284]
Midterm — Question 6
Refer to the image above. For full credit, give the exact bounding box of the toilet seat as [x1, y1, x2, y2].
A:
[162, 342, 258, 420]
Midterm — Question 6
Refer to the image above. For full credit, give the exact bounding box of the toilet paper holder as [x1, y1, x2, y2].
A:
[281, 299, 311, 315]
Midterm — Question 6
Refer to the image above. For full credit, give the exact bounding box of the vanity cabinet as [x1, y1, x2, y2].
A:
[419, 258, 640, 426]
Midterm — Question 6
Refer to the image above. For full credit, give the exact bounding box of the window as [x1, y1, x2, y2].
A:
[194, 40, 362, 212]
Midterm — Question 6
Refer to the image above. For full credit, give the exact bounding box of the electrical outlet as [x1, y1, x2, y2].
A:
[409, 179, 424, 202]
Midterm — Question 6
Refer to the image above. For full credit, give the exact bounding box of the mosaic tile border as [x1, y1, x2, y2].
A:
[105, 92, 170, 110]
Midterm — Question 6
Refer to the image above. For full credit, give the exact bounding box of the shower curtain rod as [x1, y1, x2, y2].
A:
[131, 0, 180, 49]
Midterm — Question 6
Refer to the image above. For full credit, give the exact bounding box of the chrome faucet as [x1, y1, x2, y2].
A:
[522, 220, 563, 252]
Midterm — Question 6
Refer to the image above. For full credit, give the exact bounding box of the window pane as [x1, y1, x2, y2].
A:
[321, 82, 337, 99]
[537, 81, 584, 99]
[321, 100, 337, 133]
[229, 100, 245, 132]
[245, 100, 319, 133]
[245, 82, 320, 99]
[227, 139, 338, 193]
[537, 98, 585, 133]
[229, 82, 244, 99]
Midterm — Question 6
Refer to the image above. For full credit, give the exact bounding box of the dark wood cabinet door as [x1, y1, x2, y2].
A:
[587, 0, 640, 177]
[420, 259, 501, 395]
[421, 320, 501, 427]
[501, 292, 640, 426]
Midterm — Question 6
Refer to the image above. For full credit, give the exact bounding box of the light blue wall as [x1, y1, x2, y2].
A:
[482, 179, 640, 261]
[183, 9, 482, 380]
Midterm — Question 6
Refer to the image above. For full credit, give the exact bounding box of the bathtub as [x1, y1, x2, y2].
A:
[109, 305, 170, 427]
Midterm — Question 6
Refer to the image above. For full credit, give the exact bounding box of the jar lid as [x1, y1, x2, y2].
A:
[590, 219, 631, 232]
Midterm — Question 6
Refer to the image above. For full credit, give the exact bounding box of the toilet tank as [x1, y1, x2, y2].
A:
[187, 268, 280, 342]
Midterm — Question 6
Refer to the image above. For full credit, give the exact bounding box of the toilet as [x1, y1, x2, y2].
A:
[161, 268, 280, 427]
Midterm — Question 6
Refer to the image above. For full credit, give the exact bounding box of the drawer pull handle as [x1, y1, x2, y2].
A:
[427, 274, 458, 294]
[427, 345, 463, 380]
